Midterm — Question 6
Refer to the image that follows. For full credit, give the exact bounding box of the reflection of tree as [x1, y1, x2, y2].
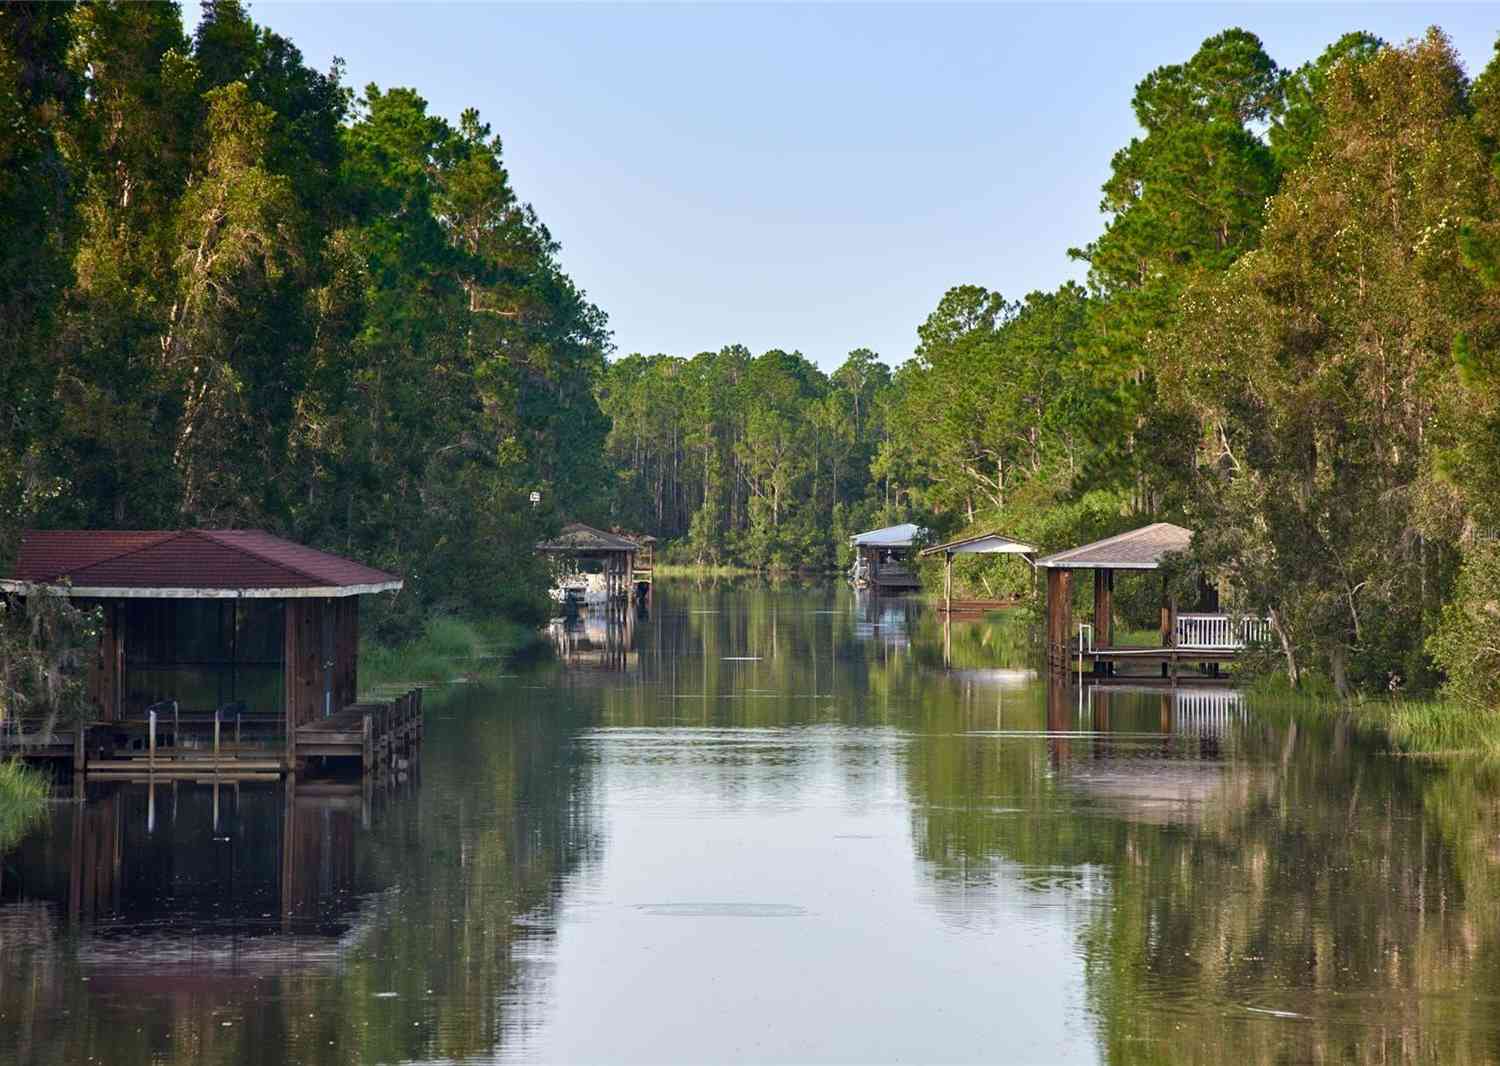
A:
[902, 685, 1500, 1063]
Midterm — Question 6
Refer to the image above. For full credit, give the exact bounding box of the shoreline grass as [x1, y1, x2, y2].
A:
[651, 563, 842, 578]
[653, 563, 759, 578]
[359, 615, 546, 697]
[1244, 675, 1500, 760]
[1350, 698, 1500, 759]
[0, 760, 50, 851]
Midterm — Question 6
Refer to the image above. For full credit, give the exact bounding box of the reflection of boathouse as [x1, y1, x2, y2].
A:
[547, 608, 639, 674]
[0, 775, 404, 973]
[1, 530, 420, 775]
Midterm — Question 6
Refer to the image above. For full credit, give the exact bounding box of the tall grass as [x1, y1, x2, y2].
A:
[653, 563, 759, 578]
[360, 615, 541, 697]
[1246, 676, 1500, 759]
[1360, 699, 1500, 758]
[0, 759, 49, 850]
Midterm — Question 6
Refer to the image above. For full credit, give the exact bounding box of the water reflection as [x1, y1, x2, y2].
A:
[546, 605, 641, 674]
[1, 582, 1499, 1064]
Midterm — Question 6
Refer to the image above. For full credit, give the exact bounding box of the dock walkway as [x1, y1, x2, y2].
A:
[1, 687, 423, 779]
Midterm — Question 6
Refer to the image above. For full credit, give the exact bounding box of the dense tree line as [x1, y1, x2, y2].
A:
[606, 27, 1500, 705]
[9, 7, 1500, 703]
[599, 346, 894, 570]
[0, 1, 610, 639]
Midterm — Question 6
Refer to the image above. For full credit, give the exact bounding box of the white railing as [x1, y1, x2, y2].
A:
[1076, 623, 1094, 674]
[1173, 613, 1271, 651]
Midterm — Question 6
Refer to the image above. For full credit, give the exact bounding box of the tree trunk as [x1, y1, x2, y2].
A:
[1269, 607, 1299, 688]
[1329, 643, 1349, 699]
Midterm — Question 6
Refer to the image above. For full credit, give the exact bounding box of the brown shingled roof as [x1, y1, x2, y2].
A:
[1034, 522, 1194, 570]
[3, 530, 402, 598]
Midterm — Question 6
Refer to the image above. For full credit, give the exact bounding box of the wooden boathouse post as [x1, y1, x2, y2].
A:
[1092, 568, 1113, 676]
[1045, 567, 1072, 678]
[1160, 572, 1177, 679]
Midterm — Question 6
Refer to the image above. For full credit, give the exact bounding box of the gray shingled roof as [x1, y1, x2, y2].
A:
[1034, 522, 1193, 570]
[536, 522, 641, 553]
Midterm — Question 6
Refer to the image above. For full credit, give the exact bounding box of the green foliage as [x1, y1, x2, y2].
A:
[601, 344, 894, 570]
[1166, 30, 1491, 695]
[1429, 541, 1500, 713]
[0, 2, 609, 640]
[0, 589, 101, 735]
[0, 759, 48, 852]
[359, 613, 539, 694]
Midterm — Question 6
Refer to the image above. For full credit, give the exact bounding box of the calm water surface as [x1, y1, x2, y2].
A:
[3, 582, 1500, 1064]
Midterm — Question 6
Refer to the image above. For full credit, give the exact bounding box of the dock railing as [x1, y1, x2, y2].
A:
[1173, 613, 1271, 651]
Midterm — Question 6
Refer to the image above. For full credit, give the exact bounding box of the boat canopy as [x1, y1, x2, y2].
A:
[849, 523, 925, 549]
[918, 531, 1035, 557]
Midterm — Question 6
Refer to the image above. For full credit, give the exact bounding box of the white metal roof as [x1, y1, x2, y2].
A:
[849, 523, 924, 548]
[919, 531, 1036, 557]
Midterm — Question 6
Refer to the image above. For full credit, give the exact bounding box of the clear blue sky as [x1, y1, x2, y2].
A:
[198, 3, 1499, 371]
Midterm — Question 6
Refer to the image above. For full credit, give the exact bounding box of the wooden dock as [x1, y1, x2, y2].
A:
[295, 689, 423, 776]
[1, 687, 423, 779]
[936, 597, 1020, 616]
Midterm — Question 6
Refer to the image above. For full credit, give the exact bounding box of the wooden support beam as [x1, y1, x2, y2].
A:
[1093, 568, 1113, 647]
[1160, 572, 1177, 678]
[944, 552, 953, 616]
[1093, 568, 1113, 676]
[1045, 568, 1072, 677]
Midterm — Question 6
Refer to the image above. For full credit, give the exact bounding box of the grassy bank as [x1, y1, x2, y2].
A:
[360, 615, 545, 697]
[1350, 699, 1500, 759]
[653, 563, 763, 578]
[1246, 675, 1500, 759]
[0, 760, 49, 850]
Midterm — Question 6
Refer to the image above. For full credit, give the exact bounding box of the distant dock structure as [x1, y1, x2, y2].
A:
[918, 530, 1036, 615]
[0, 529, 421, 778]
[537, 522, 652, 607]
[849, 523, 924, 593]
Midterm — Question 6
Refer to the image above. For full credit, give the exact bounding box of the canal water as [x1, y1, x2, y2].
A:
[2, 581, 1500, 1064]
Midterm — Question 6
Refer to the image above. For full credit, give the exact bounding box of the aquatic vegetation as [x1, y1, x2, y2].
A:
[1355, 699, 1500, 759]
[0, 759, 49, 851]
[360, 616, 543, 695]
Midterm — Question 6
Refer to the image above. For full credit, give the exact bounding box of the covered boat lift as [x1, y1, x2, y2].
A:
[536, 523, 644, 606]
[918, 530, 1036, 614]
[849, 523, 926, 593]
[1036, 523, 1268, 681]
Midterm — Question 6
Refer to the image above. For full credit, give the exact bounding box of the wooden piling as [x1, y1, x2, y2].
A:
[1093, 568, 1113, 676]
[1045, 567, 1073, 677]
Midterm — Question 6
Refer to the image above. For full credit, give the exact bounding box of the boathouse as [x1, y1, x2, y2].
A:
[849, 523, 925, 593]
[0, 530, 419, 775]
[1036, 522, 1268, 680]
[536, 523, 644, 603]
